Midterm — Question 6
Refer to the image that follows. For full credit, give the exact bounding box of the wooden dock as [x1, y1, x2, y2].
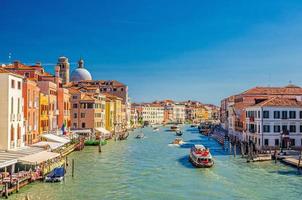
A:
[281, 157, 302, 168]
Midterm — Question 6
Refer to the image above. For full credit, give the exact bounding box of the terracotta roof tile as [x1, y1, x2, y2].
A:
[252, 97, 302, 107]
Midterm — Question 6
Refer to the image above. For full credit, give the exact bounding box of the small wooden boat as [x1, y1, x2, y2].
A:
[45, 167, 65, 182]
[189, 145, 214, 168]
[176, 131, 183, 136]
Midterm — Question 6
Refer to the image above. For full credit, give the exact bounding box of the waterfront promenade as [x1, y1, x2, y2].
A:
[9, 126, 302, 200]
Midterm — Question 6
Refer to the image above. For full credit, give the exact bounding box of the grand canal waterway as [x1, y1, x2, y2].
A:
[11, 126, 302, 200]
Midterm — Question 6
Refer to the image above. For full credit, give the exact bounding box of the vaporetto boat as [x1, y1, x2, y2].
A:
[189, 144, 214, 168]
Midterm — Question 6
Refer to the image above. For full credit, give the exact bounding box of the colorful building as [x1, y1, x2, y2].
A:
[39, 92, 49, 134]
[0, 69, 25, 150]
[23, 78, 40, 145]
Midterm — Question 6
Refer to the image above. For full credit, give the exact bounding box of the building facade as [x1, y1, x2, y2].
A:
[245, 97, 302, 149]
[0, 69, 25, 150]
[23, 79, 40, 145]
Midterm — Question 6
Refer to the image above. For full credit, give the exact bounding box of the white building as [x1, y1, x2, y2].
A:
[141, 104, 164, 125]
[172, 104, 185, 123]
[245, 97, 302, 149]
[0, 69, 25, 150]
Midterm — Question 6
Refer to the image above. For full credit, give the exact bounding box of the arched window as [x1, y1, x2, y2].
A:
[10, 124, 14, 141]
[11, 97, 14, 114]
[17, 124, 21, 140]
[18, 98, 20, 114]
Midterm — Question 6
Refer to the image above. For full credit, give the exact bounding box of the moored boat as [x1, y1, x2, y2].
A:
[189, 144, 214, 168]
[45, 167, 65, 182]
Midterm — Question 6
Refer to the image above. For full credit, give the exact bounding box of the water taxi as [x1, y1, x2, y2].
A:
[176, 130, 183, 136]
[153, 127, 160, 132]
[170, 125, 180, 132]
[189, 144, 214, 168]
[171, 138, 184, 145]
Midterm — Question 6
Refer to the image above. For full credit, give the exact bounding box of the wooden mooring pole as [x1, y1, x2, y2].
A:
[98, 141, 102, 153]
[233, 143, 237, 157]
[297, 149, 302, 172]
[72, 159, 75, 178]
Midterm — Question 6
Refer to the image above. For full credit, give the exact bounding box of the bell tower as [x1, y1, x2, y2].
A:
[57, 56, 70, 85]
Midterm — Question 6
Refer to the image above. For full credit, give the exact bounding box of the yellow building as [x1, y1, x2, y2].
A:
[104, 93, 123, 133]
[105, 98, 114, 132]
[195, 106, 209, 122]
[39, 93, 49, 134]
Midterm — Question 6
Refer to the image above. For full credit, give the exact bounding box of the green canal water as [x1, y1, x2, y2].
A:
[11, 126, 302, 200]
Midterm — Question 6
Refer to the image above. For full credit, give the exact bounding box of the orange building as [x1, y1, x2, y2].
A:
[23, 78, 40, 145]
[57, 87, 71, 130]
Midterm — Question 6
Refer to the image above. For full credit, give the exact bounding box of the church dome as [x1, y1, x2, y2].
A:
[70, 58, 92, 82]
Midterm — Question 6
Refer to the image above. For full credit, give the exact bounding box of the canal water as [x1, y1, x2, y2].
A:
[11, 126, 302, 200]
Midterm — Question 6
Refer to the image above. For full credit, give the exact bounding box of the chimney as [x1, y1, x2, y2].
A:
[55, 65, 60, 78]
[36, 62, 42, 66]
[296, 96, 302, 102]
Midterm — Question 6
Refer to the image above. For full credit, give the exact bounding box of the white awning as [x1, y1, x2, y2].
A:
[71, 129, 92, 134]
[18, 151, 60, 165]
[95, 127, 111, 135]
[31, 141, 65, 150]
[41, 134, 70, 144]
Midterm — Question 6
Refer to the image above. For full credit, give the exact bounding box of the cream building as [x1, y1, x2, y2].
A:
[172, 104, 186, 123]
[0, 69, 25, 150]
[245, 97, 302, 149]
[141, 104, 164, 125]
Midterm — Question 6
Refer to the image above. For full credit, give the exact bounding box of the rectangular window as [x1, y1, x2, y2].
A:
[273, 111, 280, 119]
[82, 123, 86, 128]
[73, 104, 78, 108]
[81, 113, 85, 118]
[74, 113, 77, 118]
[275, 139, 279, 146]
[11, 80, 15, 88]
[289, 125, 296, 133]
[300, 111, 302, 119]
[73, 96, 77, 99]
[282, 125, 288, 132]
[73, 123, 77, 128]
[289, 111, 296, 119]
[290, 139, 295, 146]
[263, 125, 270, 132]
[263, 111, 269, 118]
[273, 125, 280, 133]
[264, 139, 269, 146]
[282, 111, 288, 119]
[17, 81, 21, 89]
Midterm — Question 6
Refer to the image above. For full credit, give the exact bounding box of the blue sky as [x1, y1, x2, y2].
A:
[1, 0, 302, 105]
